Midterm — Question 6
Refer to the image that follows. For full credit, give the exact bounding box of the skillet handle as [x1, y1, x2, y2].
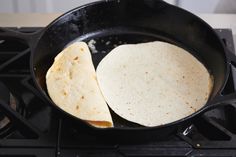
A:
[0, 27, 42, 51]
[204, 48, 236, 112]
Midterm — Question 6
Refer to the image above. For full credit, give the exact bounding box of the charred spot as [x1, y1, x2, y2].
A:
[69, 71, 73, 79]
[74, 56, 79, 60]
[63, 91, 67, 96]
[190, 106, 196, 112]
[76, 105, 79, 110]
[81, 96, 85, 99]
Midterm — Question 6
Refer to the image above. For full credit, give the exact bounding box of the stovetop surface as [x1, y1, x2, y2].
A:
[0, 28, 236, 157]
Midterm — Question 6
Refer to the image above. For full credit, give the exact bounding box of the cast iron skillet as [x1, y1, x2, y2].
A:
[1, 0, 236, 141]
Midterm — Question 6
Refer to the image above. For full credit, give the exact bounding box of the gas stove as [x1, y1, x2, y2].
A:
[0, 28, 236, 157]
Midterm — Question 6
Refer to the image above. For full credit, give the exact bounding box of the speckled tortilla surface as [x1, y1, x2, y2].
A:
[96, 41, 213, 127]
[46, 42, 113, 128]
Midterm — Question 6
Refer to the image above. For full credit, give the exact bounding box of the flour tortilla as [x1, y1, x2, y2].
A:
[46, 42, 113, 128]
[96, 41, 213, 127]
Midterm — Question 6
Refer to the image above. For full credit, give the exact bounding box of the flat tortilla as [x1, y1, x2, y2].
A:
[46, 42, 113, 128]
[96, 41, 213, 127]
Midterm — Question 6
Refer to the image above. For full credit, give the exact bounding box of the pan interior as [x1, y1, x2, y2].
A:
[74, 27, 202, 69]
[32, 0, 227, 129]
[67, 27, 210, 128]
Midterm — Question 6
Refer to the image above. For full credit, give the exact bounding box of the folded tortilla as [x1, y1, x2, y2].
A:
[46, 42, 113, 128]
[96, 41, 213, 127]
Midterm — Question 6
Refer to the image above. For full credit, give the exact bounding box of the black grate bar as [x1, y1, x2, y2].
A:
[55, 118, 62, 157]
[0, 99, 39, 138]
[0, 48, 30, 72]
[0, 148, 55, 157]
[203, 116, 234, 137]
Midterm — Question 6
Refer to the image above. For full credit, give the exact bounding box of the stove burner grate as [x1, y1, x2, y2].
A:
[0, 27, 236, 157]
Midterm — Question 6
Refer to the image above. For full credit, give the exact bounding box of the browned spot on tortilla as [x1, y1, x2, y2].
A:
[80, 48, 84, 52]
[145, 71, 148, 74]
[182, 75, 185, 79]
[74, 56, 79, 60]
[190, 106, 196, 112]
[190, 106, 194, 112]
[81, 96, 84, 99]
[76, 105, 79, 110]
[57, 67, 61, 71]
[69, 71, 73, 79]
[63, 91, 67, 96]
[186, 102, 189, 105]
[166, 112, 169, 115]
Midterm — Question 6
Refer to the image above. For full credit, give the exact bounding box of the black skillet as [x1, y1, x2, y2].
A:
[1, 0, 236, 141]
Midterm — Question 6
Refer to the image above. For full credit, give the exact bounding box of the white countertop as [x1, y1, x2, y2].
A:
[0, 13, 236, 48]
